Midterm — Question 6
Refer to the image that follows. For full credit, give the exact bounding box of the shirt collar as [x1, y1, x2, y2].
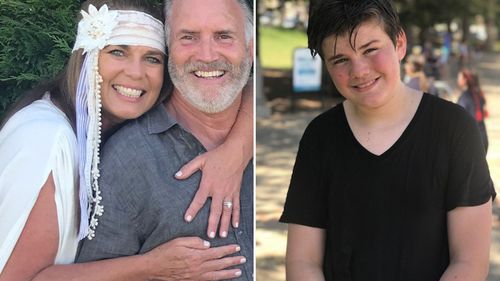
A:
[146, 102, 178, 134]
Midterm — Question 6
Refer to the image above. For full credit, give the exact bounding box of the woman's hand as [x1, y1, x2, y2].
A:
[175, 140, 247, 238]
[176, 81, 254, 238]
[28, 237, 246, 281]
[144, 237, 245, 280]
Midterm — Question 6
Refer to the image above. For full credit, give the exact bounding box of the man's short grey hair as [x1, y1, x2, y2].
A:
[163, 0, 253, 47]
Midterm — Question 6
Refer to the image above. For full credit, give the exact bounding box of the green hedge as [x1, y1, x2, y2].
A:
[0, 0, 164, 118]
[0, 0, 79, 117]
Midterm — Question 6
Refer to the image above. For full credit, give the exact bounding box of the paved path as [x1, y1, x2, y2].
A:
[256, 52, 500, 281]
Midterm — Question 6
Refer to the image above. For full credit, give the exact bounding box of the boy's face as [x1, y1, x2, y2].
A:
[321, 20, 406, 109]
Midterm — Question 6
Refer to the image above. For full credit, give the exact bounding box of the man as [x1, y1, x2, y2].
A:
[76, 0, 254, 280]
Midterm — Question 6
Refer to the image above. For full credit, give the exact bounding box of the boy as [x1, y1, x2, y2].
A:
[280, 0, 495, 280]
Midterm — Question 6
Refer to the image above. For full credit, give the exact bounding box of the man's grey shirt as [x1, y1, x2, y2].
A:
[76, 103, 253, 280]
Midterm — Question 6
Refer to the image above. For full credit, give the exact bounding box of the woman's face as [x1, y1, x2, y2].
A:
[98, 45, 164, 128]
[322, 20, 406, 110]
[457, 72, 467, 89]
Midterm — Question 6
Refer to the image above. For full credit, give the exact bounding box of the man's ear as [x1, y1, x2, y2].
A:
[396, 31, 407, 61]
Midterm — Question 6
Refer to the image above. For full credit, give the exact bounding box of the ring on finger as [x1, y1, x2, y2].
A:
[223, 201, 233, 209]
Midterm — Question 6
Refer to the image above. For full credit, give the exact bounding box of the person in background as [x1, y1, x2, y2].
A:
[457, 68, 489, 152]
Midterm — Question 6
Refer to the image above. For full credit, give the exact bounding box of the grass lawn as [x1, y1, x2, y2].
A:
[258, 26, 308, 70]
[494, 41, 500, 52]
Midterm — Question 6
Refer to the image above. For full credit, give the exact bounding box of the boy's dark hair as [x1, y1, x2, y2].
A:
[307, 0, 403, 59]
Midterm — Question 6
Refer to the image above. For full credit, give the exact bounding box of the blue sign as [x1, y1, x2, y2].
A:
[293, 48, 322, 92]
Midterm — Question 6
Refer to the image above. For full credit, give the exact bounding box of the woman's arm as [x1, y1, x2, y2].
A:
[0, 175, 245, 281]
[1, 173, 58, 281]
[32, 238, 244, 281]
[176, 81, 254, 238]
[440, 200, 492, 281]
[286, 224, 326, 281]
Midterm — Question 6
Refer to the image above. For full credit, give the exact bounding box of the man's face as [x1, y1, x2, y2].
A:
[167, 0, 253, 113]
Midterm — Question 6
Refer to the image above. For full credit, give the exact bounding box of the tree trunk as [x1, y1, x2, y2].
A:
[461, 15, 470, 42]
[485, 0, 497, 51]
[278, 0, 286, 26]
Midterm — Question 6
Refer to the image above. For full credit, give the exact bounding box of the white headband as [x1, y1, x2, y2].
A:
[73, 5, 165, 54]
[72, 4, 165, 240]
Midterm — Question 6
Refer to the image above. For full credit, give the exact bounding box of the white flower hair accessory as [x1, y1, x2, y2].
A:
[72, 4, 165, 240]
[73, 4, 118, 53]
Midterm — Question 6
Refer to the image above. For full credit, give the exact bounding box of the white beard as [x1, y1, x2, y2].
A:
[168, 56, 252, 113]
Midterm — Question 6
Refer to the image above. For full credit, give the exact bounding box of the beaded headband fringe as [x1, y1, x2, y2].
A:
[72, 4, 165, 240]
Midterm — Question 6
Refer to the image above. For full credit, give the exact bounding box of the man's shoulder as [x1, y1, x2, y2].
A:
[99, 104, 181, 182]
[99, 111, 157, 178]
[102, 120, 147, 162]
[108, 119, 147, 146]
[103, 105, 164, 156]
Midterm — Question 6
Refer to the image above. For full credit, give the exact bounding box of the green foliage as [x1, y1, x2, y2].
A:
[259, 26, 307, 69]
[0, 0, 79, 117]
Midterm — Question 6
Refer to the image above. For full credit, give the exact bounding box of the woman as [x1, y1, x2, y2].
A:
[280, 0, 495, 280]
[0, 0, 252, 280]
[457, 68, 489, 152]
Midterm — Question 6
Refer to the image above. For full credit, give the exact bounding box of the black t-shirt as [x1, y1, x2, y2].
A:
[280, 94, 495, 281]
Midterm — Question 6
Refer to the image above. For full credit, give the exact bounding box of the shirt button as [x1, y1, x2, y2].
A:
[238, 230, 243, 235]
